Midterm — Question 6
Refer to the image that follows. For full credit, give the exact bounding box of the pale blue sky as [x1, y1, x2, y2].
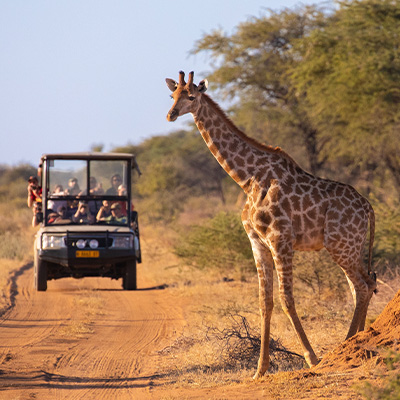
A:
[0, 1, 326, 166]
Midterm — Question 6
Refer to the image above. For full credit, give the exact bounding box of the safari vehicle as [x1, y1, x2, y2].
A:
[33, 152, 142, 291]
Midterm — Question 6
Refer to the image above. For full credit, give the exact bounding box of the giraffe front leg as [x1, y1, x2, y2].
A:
[274, 254, 319, 368]
[253, 256, 274, 379]
[246, 234, 274, 380]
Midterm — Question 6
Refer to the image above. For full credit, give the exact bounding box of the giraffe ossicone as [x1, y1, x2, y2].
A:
[166, 71, 377, 379]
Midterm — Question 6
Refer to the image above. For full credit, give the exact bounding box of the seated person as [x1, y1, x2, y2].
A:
[66, 200, 79, 219]
[89, 176, 104, 195]
[101, 203, 127, 225]
[96, 200, 112, 221]
[118, 184, 127, 196]
[48, 184, 67, 212]
[106, 174, 122, 195]
[65, 178, 80, 195]
[53, 205, 71, 224]
[78, 176, 104, 196]
[117, 184, 128, 215]
[72, 202, 94, 224]
[47, 212, 59, 224]
[27, 176, 42, 208]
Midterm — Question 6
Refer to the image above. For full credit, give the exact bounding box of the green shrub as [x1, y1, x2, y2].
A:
[358, 352, 400, 400]
[371, 196, 400, 265]
[174, 211, 254, 275]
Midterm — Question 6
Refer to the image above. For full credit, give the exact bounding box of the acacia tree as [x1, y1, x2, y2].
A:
[191, 5, 328, 175]
[291, 0, 400, 195]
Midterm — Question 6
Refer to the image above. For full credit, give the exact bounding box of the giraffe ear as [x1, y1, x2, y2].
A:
[198, 79, 208, 93]
[166, 78, 178, 92]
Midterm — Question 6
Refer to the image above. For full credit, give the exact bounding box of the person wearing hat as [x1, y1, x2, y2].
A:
[27, 176, 42, 208]
[72, 201, 94, 224]
[52, 205, 71, 224]
[65, 177, 80, 196]
[103, 202, 127, 225]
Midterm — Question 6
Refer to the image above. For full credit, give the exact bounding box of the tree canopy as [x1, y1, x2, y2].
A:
[192, 5, 327, 174]
[291, 0, 400, 192]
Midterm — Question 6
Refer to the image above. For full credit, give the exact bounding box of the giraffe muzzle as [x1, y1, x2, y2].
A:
[167, 109, 178, 122]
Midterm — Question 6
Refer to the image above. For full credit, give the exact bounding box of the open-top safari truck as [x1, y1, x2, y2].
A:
[33, 152, 141, 291]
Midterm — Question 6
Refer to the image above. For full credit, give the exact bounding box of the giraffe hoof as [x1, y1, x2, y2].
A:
[305, 352, 319, 368]
[253, 372, 261, 380]
[253, 369, 267, 380]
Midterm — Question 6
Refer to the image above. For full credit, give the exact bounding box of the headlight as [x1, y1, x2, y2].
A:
[111, 235, 133, 249]
[89, 239, 99, 249]
[42, 234, 67, 249]
[76, 239, 86, 249]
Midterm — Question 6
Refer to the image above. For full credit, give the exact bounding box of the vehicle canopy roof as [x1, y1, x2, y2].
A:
[40, 152, 141, 175]
[41, 152, 136, 161]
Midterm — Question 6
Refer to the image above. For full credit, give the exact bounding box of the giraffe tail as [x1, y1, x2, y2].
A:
[368, 205, 377, 293]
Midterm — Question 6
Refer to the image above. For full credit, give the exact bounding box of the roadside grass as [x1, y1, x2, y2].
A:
[0, 202, 36, 314]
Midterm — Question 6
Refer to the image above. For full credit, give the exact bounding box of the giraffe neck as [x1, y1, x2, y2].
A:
[192, 94, 300, 191]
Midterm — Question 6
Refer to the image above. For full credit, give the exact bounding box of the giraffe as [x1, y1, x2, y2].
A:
[166, 71, 377, 379]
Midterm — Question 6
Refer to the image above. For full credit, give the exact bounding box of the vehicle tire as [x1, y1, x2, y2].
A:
[34, 250, 48, 292]
[122, 259, 137, 290]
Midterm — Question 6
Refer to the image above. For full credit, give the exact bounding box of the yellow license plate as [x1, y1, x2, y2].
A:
[76, 250, 99, 258]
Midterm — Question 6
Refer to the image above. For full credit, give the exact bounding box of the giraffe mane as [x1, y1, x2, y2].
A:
[202, 93, 302, 169]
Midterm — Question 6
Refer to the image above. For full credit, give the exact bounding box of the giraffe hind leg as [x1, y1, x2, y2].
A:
[342, 268, 376, 339]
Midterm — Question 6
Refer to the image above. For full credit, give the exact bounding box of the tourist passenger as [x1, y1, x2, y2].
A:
[65, 178, 80, 196]
[117, 184, 128, 215]
[105, 174, 122, 195]
[48, 184, 67, 212]
[102, 203, 127, 224]
[66, 200, 79, 219]
[27, 176, 42, 208]
[72, 202, 94, 224]
[96, 200, 112, 221]
[53, 206, 70, 224]
[31, 202, 42, 227]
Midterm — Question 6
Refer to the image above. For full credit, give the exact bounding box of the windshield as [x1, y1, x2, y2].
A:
[44, 159, 131, 226]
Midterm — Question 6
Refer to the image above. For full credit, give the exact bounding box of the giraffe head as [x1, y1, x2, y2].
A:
[166, 71, 208, 121]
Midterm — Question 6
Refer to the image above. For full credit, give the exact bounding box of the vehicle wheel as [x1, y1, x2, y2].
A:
[122, 259, 137, 290]
[34, 250, 48, 292]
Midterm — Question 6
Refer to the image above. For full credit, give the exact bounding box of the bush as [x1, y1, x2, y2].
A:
[371, 196, 400, 265]
[358, 352, 400, 400]
[174, 211, 254, 276]
[204, 312, 305, 373]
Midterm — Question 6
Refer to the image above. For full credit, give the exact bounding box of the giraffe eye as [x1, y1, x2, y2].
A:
[188, 95, 195, 101]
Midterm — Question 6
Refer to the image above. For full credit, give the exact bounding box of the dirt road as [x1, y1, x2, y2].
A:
[0, 262, 186, 399]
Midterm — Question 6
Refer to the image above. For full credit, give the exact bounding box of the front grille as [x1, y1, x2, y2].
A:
[66, 237, 113, 248]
